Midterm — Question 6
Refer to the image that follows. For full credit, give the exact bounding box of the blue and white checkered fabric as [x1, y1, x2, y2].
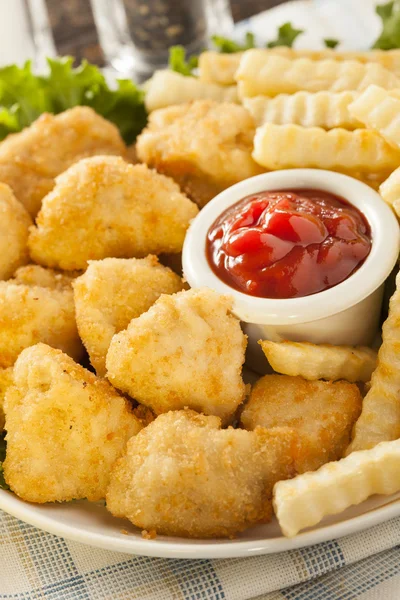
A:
[1, 510, 400, 599]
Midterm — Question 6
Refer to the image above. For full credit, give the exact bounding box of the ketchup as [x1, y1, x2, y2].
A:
[206, 189, 371, 299]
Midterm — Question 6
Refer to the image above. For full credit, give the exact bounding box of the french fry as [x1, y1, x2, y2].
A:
[243, 91, 362, 130]
[236, 51, 400, 98]
[380, 166, 400, 215]
[347, 271, 400, 453]
[145, 70, 238, 112]
[252, 124, 400, 172]
[260, 340, 377, 383]
[349, 85, 400, 151]
[273, 438, 400, 537]
[198, 51, 243, 86]
[198, 48, 400, 86]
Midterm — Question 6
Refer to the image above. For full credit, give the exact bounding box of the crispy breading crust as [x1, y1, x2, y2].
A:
[136, 100, 264, 207]
[29, 156, 199, 270]
[106, 288, 247, 423]
[0, 183, 32, 280]
[73, 256, 185, 375]
[241, 375, 362, 473]
[106, 409, 297, 538]
[0, 280, 83, 368]
[12, 265, 77, 291]
[0, 367, 13, 430]
[3, 344, 142, 503]
[0, 107, 126, 217]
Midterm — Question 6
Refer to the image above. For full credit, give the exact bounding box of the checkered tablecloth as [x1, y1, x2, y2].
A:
[1, 509, 400, 599]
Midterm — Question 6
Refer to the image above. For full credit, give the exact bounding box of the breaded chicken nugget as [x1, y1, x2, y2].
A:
[73, 256, 185, 375]
[241, 375, 362, 473]
[3, 344, 142, 503]
[106, 288, 247, 423]
[12, 265, 77, 290]
[136, 100, 264, 207]
[0, 183, 32, 280]
[106, 409, 297, 538]
[0, 279, 83, 368]
[29, 157, 198, 271]
[0, 107, 126, 217]
[0, 367, 13, 431]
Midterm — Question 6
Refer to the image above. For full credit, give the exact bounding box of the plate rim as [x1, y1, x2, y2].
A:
[1, 490, 400, 559]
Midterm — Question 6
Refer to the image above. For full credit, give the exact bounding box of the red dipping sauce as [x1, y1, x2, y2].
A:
[206, 189, 372, 299]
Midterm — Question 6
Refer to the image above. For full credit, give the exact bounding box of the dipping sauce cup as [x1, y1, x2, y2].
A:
[182, 169, 400, 373]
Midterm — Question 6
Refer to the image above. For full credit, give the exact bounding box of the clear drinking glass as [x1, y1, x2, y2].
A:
[90, 0, 234, 79]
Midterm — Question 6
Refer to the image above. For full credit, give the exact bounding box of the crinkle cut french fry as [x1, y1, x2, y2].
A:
[145, 70, 238, 112]
[252, 124, 400, 172]
[197, 48, 400, 87]
[198, 52, 243, 86]
[380, 166, 400, 215]
[243, 91, 362, 130]
[260, 340, 377, 383]
[273, 438, 400, 537]
[236, 51, 400, 98]
[349, 85, 400, 151]
[347, 271, 400, 454]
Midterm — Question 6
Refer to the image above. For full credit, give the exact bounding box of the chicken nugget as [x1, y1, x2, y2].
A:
[241, 375, 362, 473]
[0, 367, 13, 431]
[73, 256, 185, 375]
[136, 100, 264, 207]
[106, 409, 297, 538]
[3, 343, 142, 503]
[12, 265, 77, 291]
[0, 107, 126, 217]
[29, 157, 198, 271]
[0, 183, 32, 280]
[106, 288, 247, 423]
[0, 279, 83, 368]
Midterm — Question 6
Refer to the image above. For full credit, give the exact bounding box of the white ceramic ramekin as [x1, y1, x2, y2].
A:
[182, 169, 400, 373]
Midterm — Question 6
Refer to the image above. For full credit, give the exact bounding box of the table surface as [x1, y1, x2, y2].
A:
[45, 0, 287, 65]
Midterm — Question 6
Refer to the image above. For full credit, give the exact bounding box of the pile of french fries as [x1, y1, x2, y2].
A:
[146, 46, 400, 537]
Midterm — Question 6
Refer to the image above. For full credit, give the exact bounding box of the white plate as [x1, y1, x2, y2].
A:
[1, 0, 399, 559]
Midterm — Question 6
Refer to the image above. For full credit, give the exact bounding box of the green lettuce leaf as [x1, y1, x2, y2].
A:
[211, 32, 256, 53]
[168, 45, 199, 76]
[266, 22, 304, 48]
[373, 0, 400, 49]
[324, 38, 339, 49]
[0, 58, 147, 144]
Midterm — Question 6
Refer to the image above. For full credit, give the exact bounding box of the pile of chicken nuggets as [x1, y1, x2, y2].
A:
[0, 100, 396, 540]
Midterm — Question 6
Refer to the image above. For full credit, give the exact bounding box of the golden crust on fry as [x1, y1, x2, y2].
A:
[0, 107, 126, 217]
[136, 100, 264, 207]
[241, 375, 362, 473]
[0, 279, 83, 368]
[349, 85, 400, 150]
[347, 271, 400, 453]
[0, 367, 13, 431]
[274, 438, 400, 537]
[106, 409, 297, 538]
[3, 344, 142, 503]
[73, 256, 185, 375]
[260, 340, 377, 383]
[380, 165, 400, 213]
[106, 288, 247, 424]
[0, 183, 32, 280]
[28, 156, 198, 271]
[12, 265, 77, 291]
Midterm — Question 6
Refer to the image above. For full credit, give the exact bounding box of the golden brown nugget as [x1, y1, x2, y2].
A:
[3, 344, 142, 503]
[136, 100, 263, 207]
[0, 107, 126, 217]
[0, 367, 13, 430]
[241, 375, 362, 473]
[73, 256, 185, 375]
[0, 279, 83, 368]
[106, 288, 247, 423]
[12, 265, 77, 290]
[0, 183, 32, 280]
[29, 156, 198, 271]
[347, 271, 400, 453]
[106, 410, 296, 538]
